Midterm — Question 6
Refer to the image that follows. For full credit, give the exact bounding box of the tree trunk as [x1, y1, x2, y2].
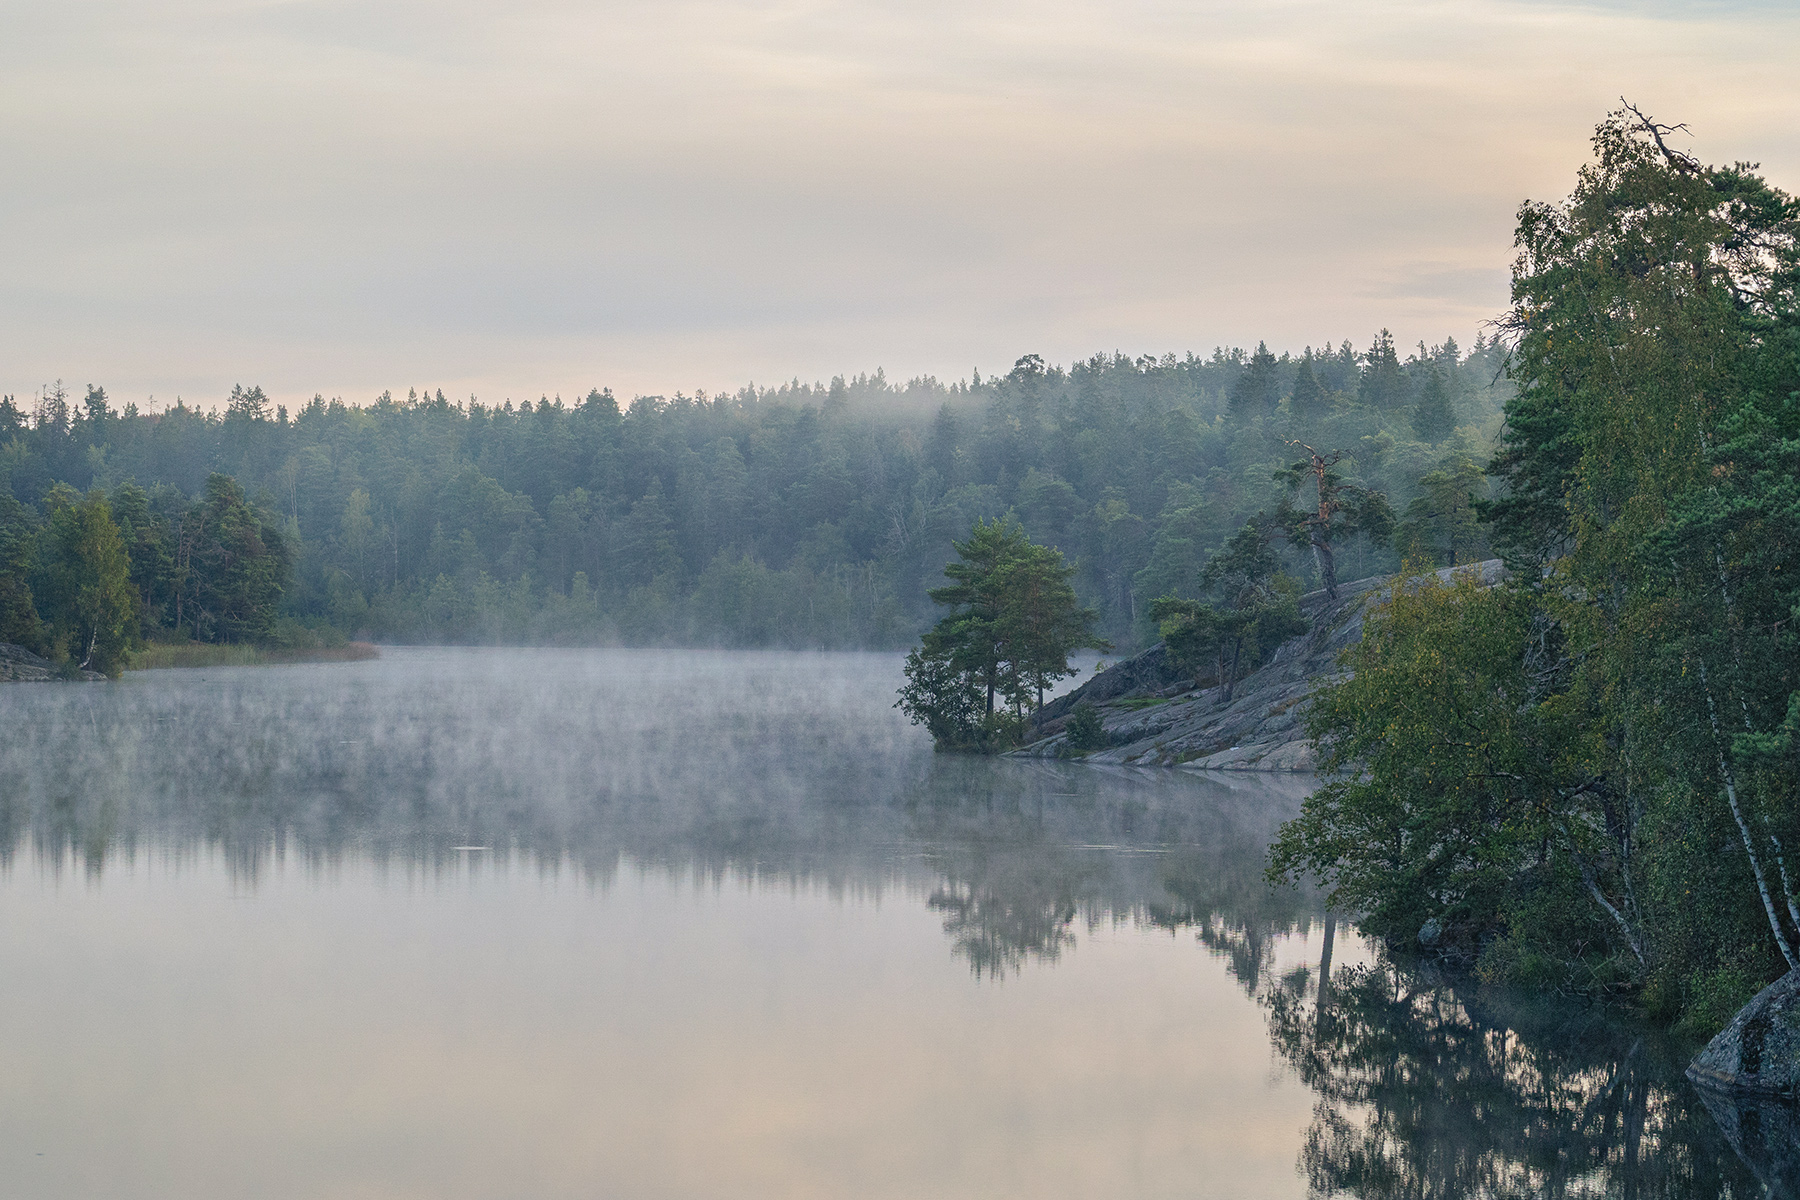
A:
[1316, 914, 1335, 1005]
[1223, 637, 1243, 703]
[1700, 659, 1800, 969]
[1312, 535, 1337, 599]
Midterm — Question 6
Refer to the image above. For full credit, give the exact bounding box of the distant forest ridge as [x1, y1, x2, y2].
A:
[0, 333, 1510, 650]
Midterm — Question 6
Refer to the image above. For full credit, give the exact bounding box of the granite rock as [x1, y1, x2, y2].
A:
[1690, 968, 1800, 1098]
[1015, 560, 1508, 771]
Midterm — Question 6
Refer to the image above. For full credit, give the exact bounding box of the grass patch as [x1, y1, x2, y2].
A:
[129, 642, 379, 671]
[1112, 695, 1168, 710]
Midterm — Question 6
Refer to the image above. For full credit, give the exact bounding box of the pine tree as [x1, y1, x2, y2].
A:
[1227, 342, 1280, 420]
[178, 474, 292, 644]
[1410, 367, 1455, 441]
[899, 517, 1105, 748]
[110, 481, 176, 635]
[1152, 518, 1308, 702]
[1274, 444, 1393, 598]
[0, 493, 44, 650]
[1358, 330, 1405, 409]
[1288, 355, 1330, 420]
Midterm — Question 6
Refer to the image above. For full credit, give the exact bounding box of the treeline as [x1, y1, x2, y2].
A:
[1271, 109, 1800, 1032]
[0, 335, 1509, 655]
[0, 475, 292, 675]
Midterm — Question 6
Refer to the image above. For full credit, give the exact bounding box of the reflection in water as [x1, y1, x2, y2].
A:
[0, 648, 1323, 982]
[0, 648, 1792, 1198]
[1265, 961, 1794, 1198]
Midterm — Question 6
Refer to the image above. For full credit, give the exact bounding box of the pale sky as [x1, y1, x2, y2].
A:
[4, 0, 1796, 408]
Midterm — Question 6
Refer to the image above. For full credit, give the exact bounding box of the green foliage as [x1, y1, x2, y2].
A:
[178, 474, 292, 644]
[1287, 355, 1331, 421]
[0, 492, 43, 650]
[899, 517, 1105, 750]
[1150, 595, 1222, 685]
[1152, 516, 1309, 700]
[896, 630, 987, 748]
[0, 467, 295, 669]
[1665, 962, 1770, 1040]
[1410, 367, 1456, 442]
[1275, 107, 1800, 1029]
[896, 633, 1021, 752]
[1227, 341, 1280, 420]
[1391, 455, 1490, 567]
[1061, 702, 1107, 754]
[1270, 572, 1625, 967]
[33, 486, 136, 675]
[0, 340, 1512, 651]
[108, 480, 177, 637]
[1358, 329, 1406, 409]
[1274, 445, 1393, 598]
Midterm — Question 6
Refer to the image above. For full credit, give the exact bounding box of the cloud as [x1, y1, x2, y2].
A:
[1, 0, 1795, 404]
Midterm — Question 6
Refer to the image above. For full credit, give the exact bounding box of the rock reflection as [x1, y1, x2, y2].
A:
[890, 757, 1320, 977]
[1694, 1087, 1800, 1197]
[1265, 960, 1792, 1198]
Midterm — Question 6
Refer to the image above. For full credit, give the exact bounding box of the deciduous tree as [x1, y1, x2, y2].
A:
[34, 485, 135, 674]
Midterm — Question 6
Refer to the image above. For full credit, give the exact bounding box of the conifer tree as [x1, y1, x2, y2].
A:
[1288, 355, 1330, 420]
[178, 474, 291, 644]
[898, 517, 1104, 748]
[1151, 517, 1307, 702]
[1274, 444, 1393, 598]
[1358, 330, 1405, 409]
[1227, 342, 1280, 420]
[0, 493, 44, 650]
[1410, 367, 1455, 442]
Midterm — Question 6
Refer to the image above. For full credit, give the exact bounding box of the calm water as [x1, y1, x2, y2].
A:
[0, 649, 1786, 1199]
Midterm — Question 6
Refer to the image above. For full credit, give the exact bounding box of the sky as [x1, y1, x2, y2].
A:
[3, 0, 1797, 409]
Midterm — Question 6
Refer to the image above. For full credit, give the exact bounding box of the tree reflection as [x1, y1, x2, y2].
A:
[1265, 960, 1787, 1198]
[927, 876, 1082, 977]
[899, 758, 1318, 978]
[5, 665, 1794, 1191]
[1147, 837, 1319, 996]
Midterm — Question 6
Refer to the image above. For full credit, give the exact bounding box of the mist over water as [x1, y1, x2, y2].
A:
[0, 651, 1780, 1197]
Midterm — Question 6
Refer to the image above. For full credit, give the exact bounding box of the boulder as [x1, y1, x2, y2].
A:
[1689, 968, 1800, 1097]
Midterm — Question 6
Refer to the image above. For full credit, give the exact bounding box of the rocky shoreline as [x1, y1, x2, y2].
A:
[0, 642, 107, 682]
[1, 640, 380, 680]
[1014, 559, 1509, 771]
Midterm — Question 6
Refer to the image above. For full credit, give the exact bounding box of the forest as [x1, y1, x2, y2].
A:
[0, 329, 1509, 670]
[1271, 109, 1800, 1033]
[5, 102, 1798, 1042]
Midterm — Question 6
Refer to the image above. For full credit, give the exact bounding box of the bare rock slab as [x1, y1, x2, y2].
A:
[0, 643, 106, 682]
[1016, 560, 1507, 771]
[1690, 968, 1800, 1098]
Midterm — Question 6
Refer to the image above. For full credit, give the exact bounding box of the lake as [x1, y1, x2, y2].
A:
[0, 649, 1784, 1198]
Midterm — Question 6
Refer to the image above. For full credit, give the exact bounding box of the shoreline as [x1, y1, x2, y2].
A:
[127, 642, 381, 671]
